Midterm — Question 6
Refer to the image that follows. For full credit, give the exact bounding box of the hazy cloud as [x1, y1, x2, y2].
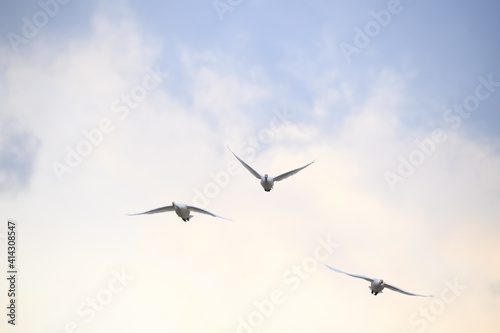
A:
[0, 119, 40, 192]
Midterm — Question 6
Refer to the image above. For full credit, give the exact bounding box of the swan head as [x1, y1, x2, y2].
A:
[264, 174, 268, 180]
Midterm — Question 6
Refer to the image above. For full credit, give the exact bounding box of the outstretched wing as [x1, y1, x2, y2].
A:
[128, 205, 174, 215]
[325, 265, 374, 283]
[227, 146, 262, 179]
[384, 283, 433, 297]
[188, 205, 232, 221]
[274, 160, 314, 182]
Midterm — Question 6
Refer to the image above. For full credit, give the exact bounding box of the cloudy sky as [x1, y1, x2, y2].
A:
[1, 0, 500, 332]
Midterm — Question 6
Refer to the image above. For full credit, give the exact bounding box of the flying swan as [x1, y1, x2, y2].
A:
[227, 146, 314, 192]
[325, 265, 432, 297]
[129, 202, 231, 222]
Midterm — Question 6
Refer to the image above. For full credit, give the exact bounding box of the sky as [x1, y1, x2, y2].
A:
[1, 0, 500, 332]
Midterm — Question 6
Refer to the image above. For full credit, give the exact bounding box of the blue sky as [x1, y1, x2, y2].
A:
[1, 1, 500, 332]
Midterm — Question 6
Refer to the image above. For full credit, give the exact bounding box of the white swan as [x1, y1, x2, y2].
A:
[325, 265, 432, 297]
[228, 146, 314, 192]
[129, 202, 231, 222]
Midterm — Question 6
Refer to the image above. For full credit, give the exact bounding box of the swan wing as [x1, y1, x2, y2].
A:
[188, 205, 232, 221]
[227, 146, 262, 179]
[385, 283, 433, 297]
[128, 205, 174, 215]
[274, 160, 314, 181]
[325, 265, 374, 283]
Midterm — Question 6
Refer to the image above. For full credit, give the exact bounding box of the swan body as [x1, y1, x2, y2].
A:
[326, 265, 432, 297]
[129, 202, 230, 222]
[228, 146, 314, 192]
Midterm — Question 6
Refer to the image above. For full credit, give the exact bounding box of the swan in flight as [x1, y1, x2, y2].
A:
[325, 265, 432, 297]
[227, 146, 314, 192]
[129, 202, 231, 222]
